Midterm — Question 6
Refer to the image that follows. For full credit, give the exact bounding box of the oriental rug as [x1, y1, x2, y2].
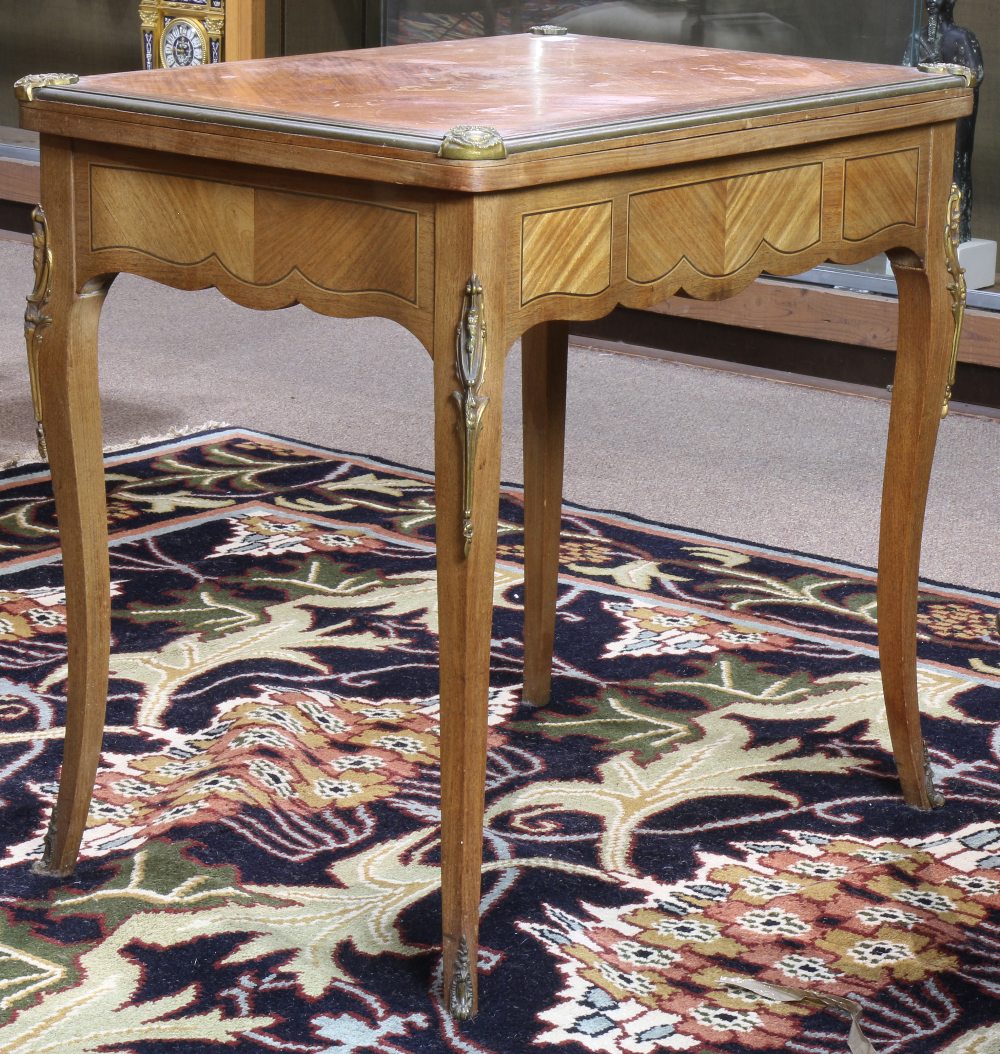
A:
[0, 427, 998, 1054]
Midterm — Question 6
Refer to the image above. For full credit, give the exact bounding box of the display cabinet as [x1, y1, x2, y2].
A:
[0, 0, 362, 207]
[0, 0, 361, 132]
[382, 0, 920, 65]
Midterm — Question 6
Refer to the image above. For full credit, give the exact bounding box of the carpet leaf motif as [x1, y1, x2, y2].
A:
[1, 428, 997, 1052]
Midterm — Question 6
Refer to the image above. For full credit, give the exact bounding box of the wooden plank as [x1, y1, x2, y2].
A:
[649, 278, 1000, 370]
[225, 0, 266, 61]
[1, 126, 40, 203]
[0, 156, 40, 203]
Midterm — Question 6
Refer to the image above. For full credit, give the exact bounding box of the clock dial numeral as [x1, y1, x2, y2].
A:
[161, 19, 208, 68]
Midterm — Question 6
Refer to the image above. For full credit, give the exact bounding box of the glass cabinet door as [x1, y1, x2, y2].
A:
[380, 0, 999, 298]
[382, 0, 921, 66]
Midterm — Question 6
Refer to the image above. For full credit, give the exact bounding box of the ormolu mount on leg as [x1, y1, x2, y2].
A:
[453, 274, 489, 556]
[941, 182, 967, 417]
[25, 205, 53, 460]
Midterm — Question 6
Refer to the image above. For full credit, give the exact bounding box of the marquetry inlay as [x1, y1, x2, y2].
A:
[520, 202, 613, 305]
[842, 149, 919, 241]
[89, 166, 420, 302]
[627, 164, 822, 283]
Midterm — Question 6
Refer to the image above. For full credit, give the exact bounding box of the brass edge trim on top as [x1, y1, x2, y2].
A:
[26, 88, 441, 153]
[500, 76, 974, 153]
[28, 74, 970, 159]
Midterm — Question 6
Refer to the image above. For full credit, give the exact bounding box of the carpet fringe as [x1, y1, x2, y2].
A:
[1, 420, 232, 472]
[723, 976, 875, 1054]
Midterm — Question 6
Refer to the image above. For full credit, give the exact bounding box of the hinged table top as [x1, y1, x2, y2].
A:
[23, 34, 967, 154]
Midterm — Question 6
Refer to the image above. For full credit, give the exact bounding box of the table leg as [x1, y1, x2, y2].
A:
[435, 275, 506, 1019]
[881, 186, 964, 810]
[521, 321, 568, 707]
[26, 200, 117, 874]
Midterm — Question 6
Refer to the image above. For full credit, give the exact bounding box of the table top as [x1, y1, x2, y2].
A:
[24, 33, 966, 156]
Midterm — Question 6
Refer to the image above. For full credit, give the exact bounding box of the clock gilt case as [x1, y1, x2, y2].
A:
[139, 0, 226, 70]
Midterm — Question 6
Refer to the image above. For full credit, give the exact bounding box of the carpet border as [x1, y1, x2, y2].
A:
[2, 423, 997, 605]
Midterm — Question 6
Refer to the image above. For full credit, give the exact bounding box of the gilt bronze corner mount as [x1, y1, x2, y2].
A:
[439, 126, 507, 161]
[14, 73, 80, 102]
[917, 61, 976, 87]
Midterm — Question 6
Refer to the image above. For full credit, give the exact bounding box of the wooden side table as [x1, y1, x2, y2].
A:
[16, 33, 971, 1019]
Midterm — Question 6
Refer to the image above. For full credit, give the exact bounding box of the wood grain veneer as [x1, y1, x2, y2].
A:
[627, 164, 823, 283]
[521, 202, 613, 304]
[90, 166, 422, 302]
[843, 149, 920, 240]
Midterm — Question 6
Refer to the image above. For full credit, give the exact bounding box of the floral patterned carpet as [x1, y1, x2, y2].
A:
[1, 427, 998, 1053]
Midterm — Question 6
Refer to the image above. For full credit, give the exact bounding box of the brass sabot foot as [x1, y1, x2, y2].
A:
[447, 935, 475, 1020]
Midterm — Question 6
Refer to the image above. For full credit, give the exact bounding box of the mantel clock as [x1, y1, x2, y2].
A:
[139, 0, 226, 70]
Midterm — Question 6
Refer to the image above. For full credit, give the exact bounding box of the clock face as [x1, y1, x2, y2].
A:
[160, 17, 208, 69]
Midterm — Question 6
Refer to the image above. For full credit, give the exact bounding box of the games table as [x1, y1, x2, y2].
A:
[16, 31, 971, 1019]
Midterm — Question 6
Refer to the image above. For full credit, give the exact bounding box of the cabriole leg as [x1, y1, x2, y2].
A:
[27, 159, 117, 874]
[881, 182, 964, 809]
